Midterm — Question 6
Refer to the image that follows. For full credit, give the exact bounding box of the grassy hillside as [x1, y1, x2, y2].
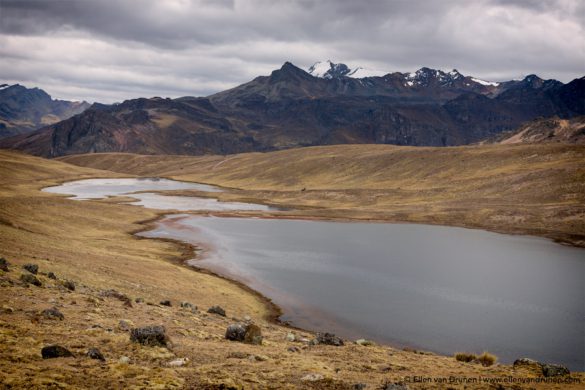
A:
[6, 149, 579, 388]
[60, 143, 585, 246]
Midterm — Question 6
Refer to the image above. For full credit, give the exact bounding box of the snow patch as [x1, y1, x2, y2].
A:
[471, 77, 500, 86]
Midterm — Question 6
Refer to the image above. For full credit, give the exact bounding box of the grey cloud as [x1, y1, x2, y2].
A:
[0, 0, 582, 103]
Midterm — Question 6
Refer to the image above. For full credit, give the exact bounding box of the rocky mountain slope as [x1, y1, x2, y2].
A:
[482, 116, 585, 145]
[0, 84, 90, 138]
[1, 62, 583, 157]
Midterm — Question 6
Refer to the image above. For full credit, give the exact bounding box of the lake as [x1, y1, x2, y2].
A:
[45, 178, 585, 369]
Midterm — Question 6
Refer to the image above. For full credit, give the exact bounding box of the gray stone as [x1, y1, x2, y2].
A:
[301, 373, 324, 382]
[160, 300, 172, 307]
[180, 301, 196, 310]
[41, 345, 74, 359]
[47, 272, 57, 280]
[207, 305, 226, 316]
[0, 258, 9, 272]
[23, 263, 38, 274]
[20, 273, 42, 287]
[62, 280, 75, 291]
[313, 332, 344, 346]
[225, 323, 263, 345]
[87, 347, 105, 361]
[41, 307, 64, 320]
[542, 363, 570, 377]
[355, 339, 374, 346]
[119, 356, 130, 364]
[130, 325, 169, 347]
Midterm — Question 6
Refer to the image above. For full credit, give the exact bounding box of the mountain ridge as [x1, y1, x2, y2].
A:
[1, 62, 583, 157]
[0, 84, 90, 138]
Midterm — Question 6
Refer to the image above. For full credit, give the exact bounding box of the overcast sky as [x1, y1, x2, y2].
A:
[1, 0, 583, 103]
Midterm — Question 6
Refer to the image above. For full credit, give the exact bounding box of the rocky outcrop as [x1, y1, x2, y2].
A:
[130, 325, 170, 347]
[41, 345, 74, 359]
[225, 323, 263, 345]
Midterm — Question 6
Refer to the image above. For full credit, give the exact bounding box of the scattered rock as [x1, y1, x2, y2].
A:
[513, 358, 540, 368]
[101, 289, 132, 307]
[355, 339, 374, 346]
[130, 325, 169, 347]
[180, 301, 196, 310]
[168, 357, 189, 367]
[0, 258, 9, 272]
[1, 305, 14, 314]
[301, 373, 324, 382]
[20, 273, 42, 287]
[353, 384, 367, 390]
[243, 315, 252, 322]
[287, 346, 301, 353]
[47, 272, 57, 280]
[41, 345, 74, 359]
[225, 323, 263, 345]
[248, 354, 269, 362]
[118, 319, 134, 331]
[286, 332, 296, 342]
[119, 356, 131, 364]
[227, 351, 248, 359]
[41, 307, 64, 320]
[207, 305, 226, 316]
[513, 358, 569, 377]
[160, 300, 172, 307]
[87, 347, 106, 362]
[23, 263, 39, 274]
[61, 280, 75, 291]
[312, 332, 344, 346]
[135, 297, 144, 304]
[542, 363, 570, 377]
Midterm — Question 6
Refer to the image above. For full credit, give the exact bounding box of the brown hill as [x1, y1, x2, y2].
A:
[59, 143, 585, 247]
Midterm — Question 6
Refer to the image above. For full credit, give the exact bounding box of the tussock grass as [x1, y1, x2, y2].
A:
[455, 352, 477, 363]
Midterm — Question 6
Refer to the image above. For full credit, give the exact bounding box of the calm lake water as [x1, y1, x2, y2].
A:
[43, 178, 274, 212]
[45, 178, 585, 369]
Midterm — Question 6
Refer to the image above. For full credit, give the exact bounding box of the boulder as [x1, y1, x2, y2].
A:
[225, 323, 263, 345]
[23, 263, 38, 274]
[160, 300, 172, 307]
[20, 273, 42, 287]
[61, 280, 75, 291]
[0, 257, 9, 272]
[542, 363, 570, 377]
[207, 305, 226, 316]
[130, 325, 169, 347]
[41, 345, 74, 359]
[180, 301, 196, 310]
[87, 347, 105, 362]
[313, 332, 344, 346]
[47, 272, 57, 280]
[41, 307, 64, 320]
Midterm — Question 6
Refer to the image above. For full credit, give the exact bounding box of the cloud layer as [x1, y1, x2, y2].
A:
[1, 0, 583, 103]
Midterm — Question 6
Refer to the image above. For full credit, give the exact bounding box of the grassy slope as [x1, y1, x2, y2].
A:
[2, 149, 582, 388]
[60, 143, 585, 246]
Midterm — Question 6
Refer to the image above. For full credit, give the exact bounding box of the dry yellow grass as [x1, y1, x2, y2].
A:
[60, 143, 585, 246]
[2, 148, 583, 388]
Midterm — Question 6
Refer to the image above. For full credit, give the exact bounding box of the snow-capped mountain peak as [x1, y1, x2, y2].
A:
[308, 61, 386, 79]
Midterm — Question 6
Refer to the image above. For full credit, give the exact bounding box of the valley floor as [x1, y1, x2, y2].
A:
[0, 147, 583, 389]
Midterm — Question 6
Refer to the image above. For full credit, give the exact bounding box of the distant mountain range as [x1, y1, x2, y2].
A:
[0, 84, 90, 138]
[1, 61, 583, 157]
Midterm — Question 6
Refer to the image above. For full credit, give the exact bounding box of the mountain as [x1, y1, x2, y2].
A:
[1, 62, 583, 157]
[482, 116, 585, 145]
[0, 84, 90, 138]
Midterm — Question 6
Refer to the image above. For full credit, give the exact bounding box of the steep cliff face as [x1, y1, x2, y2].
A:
[1, 63, 583, 157]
